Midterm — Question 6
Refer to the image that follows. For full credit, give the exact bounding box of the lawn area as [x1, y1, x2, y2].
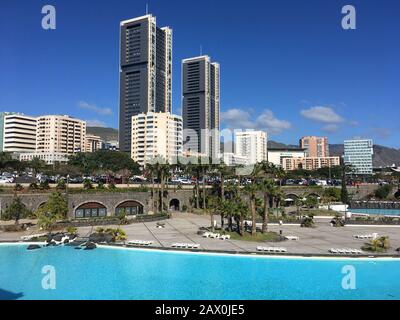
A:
[226, 230, 282, 243]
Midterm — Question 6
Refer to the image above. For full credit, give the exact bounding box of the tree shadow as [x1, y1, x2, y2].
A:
[0, 288, 24, 300]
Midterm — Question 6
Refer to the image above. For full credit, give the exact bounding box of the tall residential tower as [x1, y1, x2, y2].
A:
[119, 14, 172, 153]
[182, 56, 220, 158]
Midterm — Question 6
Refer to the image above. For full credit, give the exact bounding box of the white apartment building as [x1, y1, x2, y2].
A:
[267, 148, 306, 167]
[220, 153, 248, 166]
[344, 139, 374, 174]
[235, 131, 267, 165]
[131, 112, 183, 166]
[85, 134, 102, 153]
[0, 112, 37, 153]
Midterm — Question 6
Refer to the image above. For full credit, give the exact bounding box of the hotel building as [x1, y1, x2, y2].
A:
[119, 14, 173, 153]
[131, 112, 182, 166]
[299, 136, 329, 157]
[0, 112, 37, 153]
[182, 55, 220, 159]
[235, 131, 267, 165]
[344, 138, 374, 174]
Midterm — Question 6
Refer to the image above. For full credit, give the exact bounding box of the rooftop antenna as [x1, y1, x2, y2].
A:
[200, 45, 203, 56]
[146, 3, 149, 14]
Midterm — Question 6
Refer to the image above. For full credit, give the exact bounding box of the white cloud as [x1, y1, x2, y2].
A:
[77, 101, 113, 116]
[221, 108, 291, 135]
[300, 106, 344, 124]
[86, 119, 107, 127]
[322, 124, 339, 133]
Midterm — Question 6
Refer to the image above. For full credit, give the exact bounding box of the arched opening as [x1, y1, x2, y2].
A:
[75, 202, 107, 219]
[169, 199, 180, 211]
[115, 201, 144, 216]
[284, 194, 298, 207]
[395, 190, 400, 200]
[37, 202, 47, 210]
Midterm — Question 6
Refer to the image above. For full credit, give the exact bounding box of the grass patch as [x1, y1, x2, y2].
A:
[226, 231, 282, 243]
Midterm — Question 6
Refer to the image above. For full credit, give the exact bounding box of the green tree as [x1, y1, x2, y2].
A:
[374, 184, 393, 199]
[259, 179, 275, 233]
[35, 192, 68, 230]
[1, 196, 30, 225]
[28, 157, 46, 175]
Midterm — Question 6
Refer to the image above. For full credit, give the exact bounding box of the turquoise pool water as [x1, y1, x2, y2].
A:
[0, 244, 400, 300]
[350, 208, 400, 216]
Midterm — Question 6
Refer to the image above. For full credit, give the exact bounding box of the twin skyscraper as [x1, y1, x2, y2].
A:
[118, 14, 220, 164]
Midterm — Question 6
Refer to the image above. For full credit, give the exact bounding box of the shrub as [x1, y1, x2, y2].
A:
[66, 226, 78, 235]
[56, 179, 66, 190]
[39, 181, 50, 190]
[301, 215, 315, 228]
[182, 204, 188, 212]
[374, 184, 393, 200]
[362, 236, 390, 253]
[14, 184, 24, 192]
[29, 183, 39, 191]
[83, 179, 93, 190]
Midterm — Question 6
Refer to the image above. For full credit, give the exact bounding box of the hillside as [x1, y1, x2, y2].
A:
[87, 127, 118, 141]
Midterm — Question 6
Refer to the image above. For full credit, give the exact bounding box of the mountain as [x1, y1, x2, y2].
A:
[87, 127, 118, 142]
[330, 144, 400, 167]
[88, 126, 400, 167]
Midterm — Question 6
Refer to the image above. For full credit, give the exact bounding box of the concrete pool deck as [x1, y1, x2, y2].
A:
[1, 213, 400, 256]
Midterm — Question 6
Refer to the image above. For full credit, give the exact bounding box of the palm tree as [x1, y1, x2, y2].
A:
[244, 183, 259, 236]
[259, 179, 275, 233]
[144, 163, 157, 213]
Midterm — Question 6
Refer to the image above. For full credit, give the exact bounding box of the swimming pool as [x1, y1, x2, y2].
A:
[350, 208, 400, 216]
[0, 244, 399, 300]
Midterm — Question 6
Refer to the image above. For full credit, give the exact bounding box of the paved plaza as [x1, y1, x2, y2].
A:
[2, 213, 400, 256]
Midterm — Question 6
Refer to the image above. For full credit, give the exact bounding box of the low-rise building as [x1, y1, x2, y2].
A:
[281, 156, 341, 171]
[267, 148, 306, 167]
[220, 153, 248, 166]
[85, 134, 102, 153]
[19, 152, 69, 164]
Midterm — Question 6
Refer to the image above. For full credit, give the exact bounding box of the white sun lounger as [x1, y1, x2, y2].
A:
[220, 235, 231, 240]
[128, 240, 153, 246]
[285, 236, 299, 241]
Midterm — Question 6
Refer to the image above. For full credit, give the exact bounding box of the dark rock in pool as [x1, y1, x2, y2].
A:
[84, 242, 97, 250]
[74, 247, 82, 250]
[65, 240, 86, 247]
[27, 245, 41, 251]
[89, 233, 114, 244]
[52, 234, 63, 242]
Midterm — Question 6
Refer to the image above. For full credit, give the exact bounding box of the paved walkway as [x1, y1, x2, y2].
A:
[2, 213, 400, 256]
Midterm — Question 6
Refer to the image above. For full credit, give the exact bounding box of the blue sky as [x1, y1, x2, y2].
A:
[1, 0, 399, 147]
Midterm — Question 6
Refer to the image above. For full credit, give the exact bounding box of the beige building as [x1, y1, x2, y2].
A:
[281, 156, 341, 171]
[267, 148, 306, 167]
[35, 115, 86, 155]
[131, 112, 183, 166]
[235, 131, 267, 165]
[299, 136, 329, 157]
[0, 112, 37, 153]
[85, 134, 102, 153]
